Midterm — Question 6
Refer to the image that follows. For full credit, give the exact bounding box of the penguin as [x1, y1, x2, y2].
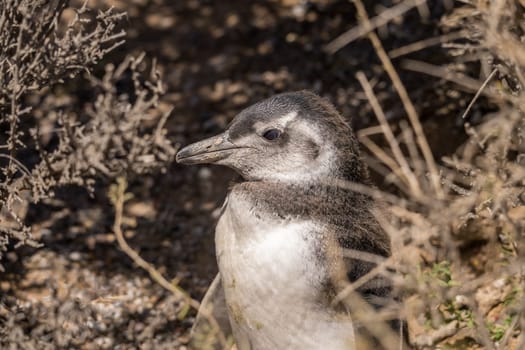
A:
[176, 91, 400, 350]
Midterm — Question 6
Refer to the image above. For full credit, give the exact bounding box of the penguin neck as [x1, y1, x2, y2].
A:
[231, 176, 373, 223]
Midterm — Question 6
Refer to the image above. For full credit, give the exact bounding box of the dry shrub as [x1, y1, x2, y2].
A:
[0, 1, 176, 268]
[30, 53, 177, 198]
[350, 0, 525, 348]
[0, 1, 179, 344]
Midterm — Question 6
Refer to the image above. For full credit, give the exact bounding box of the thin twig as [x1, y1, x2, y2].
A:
[399, 120, 424, 178]
[358, 134, 411, 192]
[401, 59, 487, 93]
[461, 68, 498, 119]
[498, 312, 521, 350]
[353, 0, 444, 199]
[325, 0, 427, 54]
[388, 31, 466, 59]
[356, 71, 422, 197]
[111, 178, 194, 303]
[110, 177, 227, 348]
[337, 276, 407, 349]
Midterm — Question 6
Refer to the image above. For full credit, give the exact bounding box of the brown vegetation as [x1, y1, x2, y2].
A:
[0, 0, 523, 349]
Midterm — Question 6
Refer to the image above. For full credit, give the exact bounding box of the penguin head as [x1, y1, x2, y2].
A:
[176, 91, 366, 182]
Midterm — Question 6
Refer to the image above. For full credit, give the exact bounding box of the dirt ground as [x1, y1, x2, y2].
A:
[0, 0, 509, 349]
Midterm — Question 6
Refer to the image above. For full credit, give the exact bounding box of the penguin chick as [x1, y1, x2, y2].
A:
[177, 91, 396, 350]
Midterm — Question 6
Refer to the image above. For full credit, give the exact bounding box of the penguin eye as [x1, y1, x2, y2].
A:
[262, 129, 281, 141]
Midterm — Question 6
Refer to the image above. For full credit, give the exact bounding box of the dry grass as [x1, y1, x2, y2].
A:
[337, 0, 525, 348]
[0, 0, 524, 349]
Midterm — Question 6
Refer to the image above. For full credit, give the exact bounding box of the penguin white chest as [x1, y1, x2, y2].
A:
[215, 195, 355, 350]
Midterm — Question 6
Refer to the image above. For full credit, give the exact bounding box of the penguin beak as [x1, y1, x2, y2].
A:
[176, 133, 242, 165]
